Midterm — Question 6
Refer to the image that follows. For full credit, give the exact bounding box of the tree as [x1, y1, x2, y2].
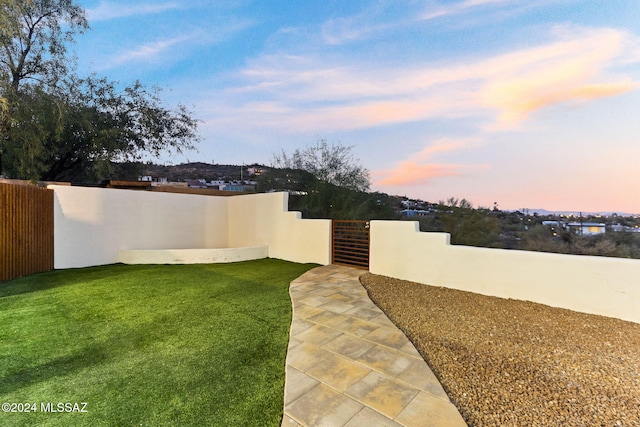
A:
[262, 141, 395, 220]
[1, 0, 87, 91]
[0, 0, 199, 180]
[256, 167, 317, 194]
[272, 139, 370, 192]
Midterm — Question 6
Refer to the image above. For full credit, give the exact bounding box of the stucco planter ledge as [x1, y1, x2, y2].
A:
[117, 246, 269, 265]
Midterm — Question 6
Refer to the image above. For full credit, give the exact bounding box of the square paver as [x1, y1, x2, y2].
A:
[395, 391, 467, 427]
[313, 287, 346, 297]
[397, 359, 449, 399]
[299, 295, 332, 307]
[399, 341, 423, 358]
[355, 345, 415, 377]
[281, 414, 303, 427]
[306, 352, 372, 392]
[323, 333, 376, 359]
[319, 299, 356, 314]
[350, 296, 380, 309]
[308, 311, 350, 328]
[287, 342, 334, 372]
[290, 318, 315, 335]
[344, 407, 403, 427]
[345, 306, 385, 321]
[327, 292, 355, 302]
[368, 313, 396, 327]
[284, 366, 320, 404]
[293, 303, 325, 319]
[364, 326, 410, 350]
[286, 383, 363, 427]
[346, 371, 420, 419]
[295, 324, 344, 346]
[334, 317, 381, 337]
[287, 336, 304, 349]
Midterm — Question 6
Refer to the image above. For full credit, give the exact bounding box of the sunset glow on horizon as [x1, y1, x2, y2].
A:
[76, 0, 640, 213]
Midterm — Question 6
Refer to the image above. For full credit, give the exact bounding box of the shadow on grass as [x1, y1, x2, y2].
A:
[0, 264, 149, 298]
[0, 343, 110, 396]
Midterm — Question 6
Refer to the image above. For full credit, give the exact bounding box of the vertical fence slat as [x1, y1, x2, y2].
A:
[0, 182, 54, 282]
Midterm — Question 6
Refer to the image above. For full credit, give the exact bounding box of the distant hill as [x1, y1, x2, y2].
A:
[142, 162, 267, 182]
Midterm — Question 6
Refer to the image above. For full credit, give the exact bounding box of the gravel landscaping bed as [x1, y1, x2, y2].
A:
[360, 273, 640, 427]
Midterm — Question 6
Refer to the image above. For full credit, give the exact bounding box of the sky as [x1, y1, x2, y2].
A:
[73, 0, 640, 213]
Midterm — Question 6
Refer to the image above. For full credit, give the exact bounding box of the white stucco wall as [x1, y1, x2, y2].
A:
[51, 185, 229, 269]
[370, 220, 640, 324]
[51, 186, 330, 269]
[227, 192, 331, 265]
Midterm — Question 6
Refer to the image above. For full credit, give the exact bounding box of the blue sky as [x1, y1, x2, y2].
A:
[74, 0, 640, 213]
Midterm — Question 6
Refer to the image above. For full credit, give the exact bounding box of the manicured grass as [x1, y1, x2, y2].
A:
[0, 259, 316, 426]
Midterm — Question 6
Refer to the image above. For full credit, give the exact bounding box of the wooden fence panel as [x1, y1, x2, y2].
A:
[0, 182, 54, 282]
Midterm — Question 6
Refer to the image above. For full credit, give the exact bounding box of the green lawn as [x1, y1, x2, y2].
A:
[0, 259, 316, 426]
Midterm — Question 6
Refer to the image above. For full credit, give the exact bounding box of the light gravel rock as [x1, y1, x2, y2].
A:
[360, 273, 640, 427]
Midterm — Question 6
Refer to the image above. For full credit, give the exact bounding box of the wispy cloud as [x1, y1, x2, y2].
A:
[321, 13, 397, 45]
[320, 0, 519, 45]
[478, 26, 640, 128]
[420, 0, 514, 21]
[374, 163, 466, 186]
[101, 19, 254, 70]
[319, 1, 404, 45]
[86, 1, 182, 21]
[109, 36, 192, 65]
[373, 138, 486, 186]
[205, 26, 637, 135]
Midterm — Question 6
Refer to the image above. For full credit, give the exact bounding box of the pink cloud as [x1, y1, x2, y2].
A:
[414, 138, 481, 160]
[479, 27, 639, 128]
[373, 138, 486, 187]
[375, 161, 465, 186]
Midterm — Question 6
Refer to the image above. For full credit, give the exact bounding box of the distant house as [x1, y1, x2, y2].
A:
[185, 179, 207, 189]
[567, 222, 606, 236]
[246, 166, 265, 176]
[401, 209, 430, 217]
[209, 180, 226, 189]
[220, 183, 256, 192]
[611, 223, 640, 233]
[139, 176, 168, 184]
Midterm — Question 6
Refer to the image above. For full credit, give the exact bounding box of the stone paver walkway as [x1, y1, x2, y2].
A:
[282, 265, 467, 427]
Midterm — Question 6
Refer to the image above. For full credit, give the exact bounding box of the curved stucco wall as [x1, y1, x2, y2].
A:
[51, 186, 330, 269]
[51, 185, 229, 269]
[370, 220, 640, 324]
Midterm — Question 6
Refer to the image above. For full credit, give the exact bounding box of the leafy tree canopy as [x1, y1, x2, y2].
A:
[261, 142, 396, 220]
[1, 0, 87, 90]
[0, 0, 199, 181]
[271, 139, 370, 192]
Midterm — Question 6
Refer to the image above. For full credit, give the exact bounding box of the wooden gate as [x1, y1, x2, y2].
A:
[0, 182, 54, 282]
[332, 220, 370, 270]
